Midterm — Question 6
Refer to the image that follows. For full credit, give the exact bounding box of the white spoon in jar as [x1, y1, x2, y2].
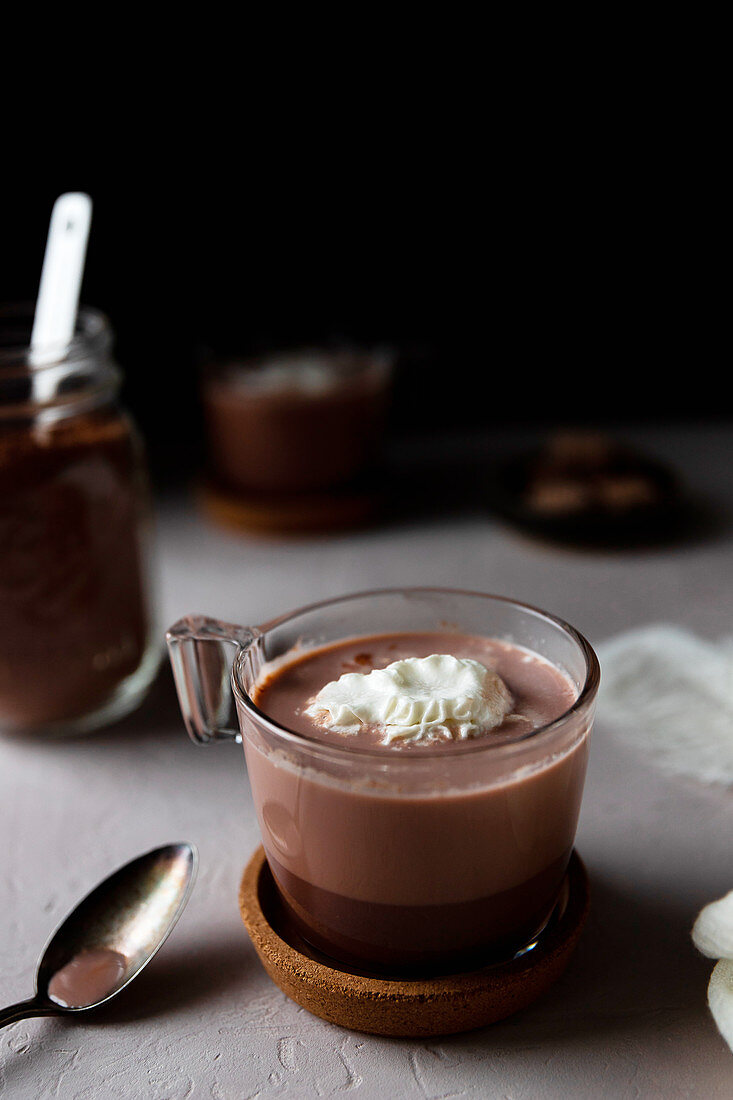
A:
[28, 191, 92, 405]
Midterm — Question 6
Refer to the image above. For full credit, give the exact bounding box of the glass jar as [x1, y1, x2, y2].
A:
[0, 304, 160, 736]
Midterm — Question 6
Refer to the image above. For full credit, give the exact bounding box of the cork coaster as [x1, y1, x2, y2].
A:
[199, 479, 380, 535]
[238, 847, 590, 1037]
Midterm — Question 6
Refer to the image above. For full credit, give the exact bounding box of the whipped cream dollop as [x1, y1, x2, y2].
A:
[231, 356, 340, 396]
[304, 654, 513, 744]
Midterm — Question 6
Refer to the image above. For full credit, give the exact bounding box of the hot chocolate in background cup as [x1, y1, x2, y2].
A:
[201, 348, 392, 495]
[0, 304, 160, 736]
[167, 589, 599, 975]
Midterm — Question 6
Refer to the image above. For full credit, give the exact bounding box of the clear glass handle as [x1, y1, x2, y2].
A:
[166, 614, 258, 744]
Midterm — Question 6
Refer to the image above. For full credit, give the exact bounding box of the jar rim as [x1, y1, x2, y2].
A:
[0, 302, 112, 371]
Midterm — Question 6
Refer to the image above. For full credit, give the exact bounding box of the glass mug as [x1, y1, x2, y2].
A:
[166, 588, 599, 975]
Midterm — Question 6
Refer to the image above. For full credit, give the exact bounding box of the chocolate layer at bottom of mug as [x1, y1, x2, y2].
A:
[265, 849, 572, 976]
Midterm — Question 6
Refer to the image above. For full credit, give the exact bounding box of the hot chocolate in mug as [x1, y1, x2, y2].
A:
[166, 588, 599, 974]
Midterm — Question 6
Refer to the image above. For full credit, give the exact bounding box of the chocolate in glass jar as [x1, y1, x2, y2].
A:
[0, 305, 159, 735]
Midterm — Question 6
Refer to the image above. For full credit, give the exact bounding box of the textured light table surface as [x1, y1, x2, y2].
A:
[1, 423, 732, 1098]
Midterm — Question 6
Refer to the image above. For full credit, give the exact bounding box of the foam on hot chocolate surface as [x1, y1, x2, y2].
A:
[305, 654, 514, 744]
[253, 632, 577, 755]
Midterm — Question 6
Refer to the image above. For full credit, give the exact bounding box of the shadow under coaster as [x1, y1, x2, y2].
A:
[238, 847, 590, 1037]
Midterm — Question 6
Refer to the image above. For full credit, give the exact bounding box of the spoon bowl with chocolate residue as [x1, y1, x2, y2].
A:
[0, 843, 197, 1029]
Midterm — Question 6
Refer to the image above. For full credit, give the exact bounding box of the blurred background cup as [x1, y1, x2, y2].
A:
[0, 304, 160, 737]
[201, 346, 393, 497]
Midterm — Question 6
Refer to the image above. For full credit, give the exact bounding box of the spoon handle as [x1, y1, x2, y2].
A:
[0, 997, 55, 1029]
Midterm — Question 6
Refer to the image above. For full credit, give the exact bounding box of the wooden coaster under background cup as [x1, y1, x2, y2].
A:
[199, 478, 382, 535]
[238, 846, 590, 1037]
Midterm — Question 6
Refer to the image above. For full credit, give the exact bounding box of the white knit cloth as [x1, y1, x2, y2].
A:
[598, 624, 733, 1052]
[597, 624, 733, 787]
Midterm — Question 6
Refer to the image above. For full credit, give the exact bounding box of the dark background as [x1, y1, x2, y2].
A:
[2, 180, 718, 485]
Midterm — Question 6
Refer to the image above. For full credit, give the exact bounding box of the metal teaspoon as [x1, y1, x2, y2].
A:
[0, 843, 197, 1029]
